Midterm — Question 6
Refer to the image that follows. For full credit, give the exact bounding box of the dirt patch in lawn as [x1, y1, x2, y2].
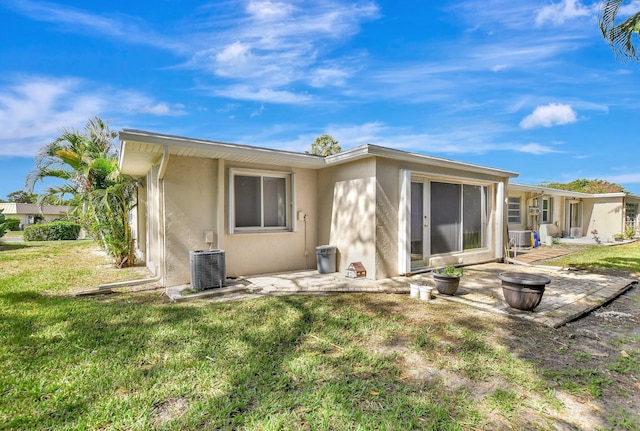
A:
[365, 279, 640, 430]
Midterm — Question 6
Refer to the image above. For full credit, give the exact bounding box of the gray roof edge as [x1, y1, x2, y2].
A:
[509, 182, 637, 198]
[119, 129, 325, 166]
[326, 144, 519, 178]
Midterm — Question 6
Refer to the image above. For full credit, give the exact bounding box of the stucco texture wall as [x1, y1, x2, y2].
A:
[162, 156, 218, 286]
[318, 158, 377, 278]
[584, 197, 624, 242]
[221, 163, 318, 277]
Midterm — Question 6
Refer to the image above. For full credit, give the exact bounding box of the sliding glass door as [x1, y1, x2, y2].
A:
[411, 179, 488, 270]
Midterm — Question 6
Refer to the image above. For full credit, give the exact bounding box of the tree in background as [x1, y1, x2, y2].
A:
[27, 117, 138, 268]
[541, 179, 626, 194]
[311, 134, 341, 156]
[599, 0, 640, 61]
[6, 190, 37, 203]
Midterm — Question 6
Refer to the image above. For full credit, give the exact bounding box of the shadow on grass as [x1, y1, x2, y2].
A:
[566, 257, 640, 275]
[0, 242, 39, 252]
[0, 289, 494, 429]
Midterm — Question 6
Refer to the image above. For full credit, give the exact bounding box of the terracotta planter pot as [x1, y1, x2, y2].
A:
[433, 273, 461, 295]
[498, 272, 551, 311]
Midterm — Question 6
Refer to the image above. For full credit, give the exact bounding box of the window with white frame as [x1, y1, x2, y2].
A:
[541, 197, 552, 223]
[229, 168, 293, 233]
[507, 197, 521, 224]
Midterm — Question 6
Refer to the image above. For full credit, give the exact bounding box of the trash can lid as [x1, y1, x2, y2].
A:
[316, 245, 336, 251]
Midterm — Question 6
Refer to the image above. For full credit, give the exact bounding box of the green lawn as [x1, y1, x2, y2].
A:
[1, 240, 638, 430]
[545, 241, 640, 276]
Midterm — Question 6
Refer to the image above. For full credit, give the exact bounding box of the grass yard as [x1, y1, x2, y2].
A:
[545, 241, 640, 277]
[1, 240, 639, 430]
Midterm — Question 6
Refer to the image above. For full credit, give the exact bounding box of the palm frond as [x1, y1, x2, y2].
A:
[599, 0, 640, 62]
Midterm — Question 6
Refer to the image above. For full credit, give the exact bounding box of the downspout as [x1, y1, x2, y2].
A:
[158, 146, 170, 292]
[98, 146, 170, 290]
[496, 181, 505, 260]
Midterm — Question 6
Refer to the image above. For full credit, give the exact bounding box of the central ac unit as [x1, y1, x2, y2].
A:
[190, 249, 226, 290]
[509, 230, 532, 247]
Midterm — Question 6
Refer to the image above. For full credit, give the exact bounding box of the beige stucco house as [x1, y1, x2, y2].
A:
[0, 203, 69, 229]
[508, 183, 640, 243]
[118, 129, 518, 287]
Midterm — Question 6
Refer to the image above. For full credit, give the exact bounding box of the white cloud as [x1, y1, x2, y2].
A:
[246, 0, 295, 21]
[0, 76, 187, 156]
[619, 1, 640, 17]
[535, 0, 594, 27]
[213, 85, 312, 104]
[4, 0, 186, 53]
[517, 143, 562, 154]
[519, 103, 577, 129]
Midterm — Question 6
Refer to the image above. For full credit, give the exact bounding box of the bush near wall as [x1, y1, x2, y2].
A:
[24, 222, 81, 241]
[5, 218, 21, 231]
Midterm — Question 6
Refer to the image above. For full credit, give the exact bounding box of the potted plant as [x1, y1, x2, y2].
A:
[614, 233, 624, 242]
[432, 265, 463, 295]
[625, 226, 636, 239]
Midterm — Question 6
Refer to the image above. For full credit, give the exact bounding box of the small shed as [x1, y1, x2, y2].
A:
[345, 262, 366, 278]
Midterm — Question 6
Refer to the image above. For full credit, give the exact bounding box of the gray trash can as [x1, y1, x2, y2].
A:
[316, 245, 337, 274]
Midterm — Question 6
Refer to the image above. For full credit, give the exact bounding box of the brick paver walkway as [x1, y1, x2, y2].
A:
[166, 262, 637, 328]
[418, 263, 636, 328]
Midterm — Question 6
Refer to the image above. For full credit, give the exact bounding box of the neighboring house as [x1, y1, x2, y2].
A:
[118, 129, 518, 287]
[508, 183, 640, 243]
[0, 203, 69, 229]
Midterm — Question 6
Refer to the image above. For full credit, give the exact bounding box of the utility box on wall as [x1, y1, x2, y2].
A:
[345, 262, 366, 278]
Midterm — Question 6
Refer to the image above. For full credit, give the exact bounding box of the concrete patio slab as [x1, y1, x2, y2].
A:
[165, 263, 637, 328]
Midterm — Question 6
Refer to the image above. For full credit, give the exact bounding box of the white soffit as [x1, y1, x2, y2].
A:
[119, 129, 518, 180]
[118, 129, 325, 176]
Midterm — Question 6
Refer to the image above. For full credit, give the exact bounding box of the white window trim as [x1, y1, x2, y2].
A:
[228, 167, 296, 234]
[507, 196, 521, 224]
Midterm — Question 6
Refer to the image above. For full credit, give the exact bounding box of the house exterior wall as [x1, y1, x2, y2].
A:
[583, 197, 624, 242]
[508, 193, 567, 231]
[317, 156, 505, 280]
[0, 203, 69, 229]
[143, 156, 319, 286]
[317, 158, 377, 278]
[145, 165, 161, 277]
[135, 178, 147, 262]
[221, 162, 318, 278]
[507, 191, 528, 231]
[162, 156, 219, 286]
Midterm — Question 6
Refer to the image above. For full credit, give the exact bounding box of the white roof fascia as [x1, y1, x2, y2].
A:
[509, 183, 634, 199]
[119, 129, 325, 170]
[326, 144, 518, 179]
[119, 130, 518, 179]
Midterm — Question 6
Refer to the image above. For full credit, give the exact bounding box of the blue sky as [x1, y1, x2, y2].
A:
[1, 0, 640, 200]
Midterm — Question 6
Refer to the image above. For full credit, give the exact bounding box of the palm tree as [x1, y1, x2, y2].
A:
[27, 117, 138, 267]
[599, 0, 640, 62]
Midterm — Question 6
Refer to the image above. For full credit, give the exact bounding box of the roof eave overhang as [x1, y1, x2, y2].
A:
[118, 129, 326, 177]
[326, 144, 518, 179]
[509, 183, 636, 199]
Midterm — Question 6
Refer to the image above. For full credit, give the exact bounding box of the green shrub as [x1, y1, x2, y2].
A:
[4, 217, 20, 231]
[0, 211, 6, 238]
[625, 226, 636, 239]
[23, 222, 81, 241]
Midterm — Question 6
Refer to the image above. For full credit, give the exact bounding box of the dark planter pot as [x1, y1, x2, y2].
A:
[498, 272, 551, 311]
[433, 273, 461, 295]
